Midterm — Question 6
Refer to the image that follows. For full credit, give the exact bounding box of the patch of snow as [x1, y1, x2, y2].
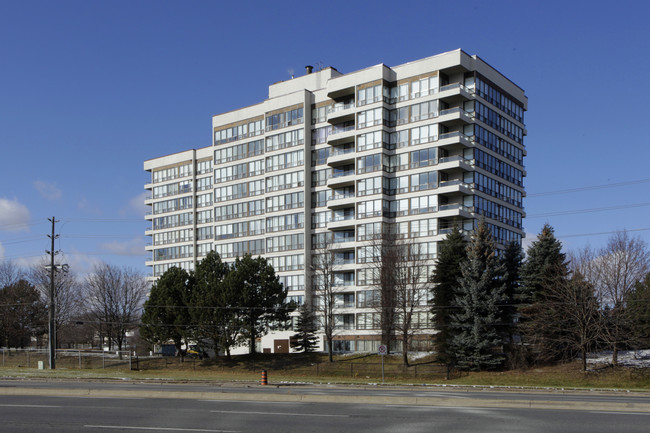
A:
[587, 349, 650, 368]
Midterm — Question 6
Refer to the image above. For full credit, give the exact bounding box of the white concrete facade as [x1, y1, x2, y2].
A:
[144, 49, 527, 354]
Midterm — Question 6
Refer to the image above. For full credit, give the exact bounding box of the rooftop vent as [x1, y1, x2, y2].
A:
[305, 65, 313, 75]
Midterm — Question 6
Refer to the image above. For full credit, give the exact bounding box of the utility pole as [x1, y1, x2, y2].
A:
[46, 217, 67, 370]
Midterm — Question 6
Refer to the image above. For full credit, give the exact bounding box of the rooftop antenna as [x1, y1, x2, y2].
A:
[314, 61, 324, 72]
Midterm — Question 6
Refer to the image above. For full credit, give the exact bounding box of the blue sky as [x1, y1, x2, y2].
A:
[1, 0, 649, 275]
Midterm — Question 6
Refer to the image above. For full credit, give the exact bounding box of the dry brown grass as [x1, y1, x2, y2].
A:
[2, 353, 649, 391]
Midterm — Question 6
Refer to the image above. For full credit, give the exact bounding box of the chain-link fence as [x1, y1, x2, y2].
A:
[0, 348, 133, 370]
[1, 348, 454, 380]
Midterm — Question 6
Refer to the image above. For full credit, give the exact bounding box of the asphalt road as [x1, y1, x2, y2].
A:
[1, 379, 649, 405]
[2, 393, 650, 433]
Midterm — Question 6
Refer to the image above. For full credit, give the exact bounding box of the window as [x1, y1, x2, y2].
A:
[311, 168, 331, 186]
[410, 171, 437, 192]
[266, 233, 304, 252]
[357, 130, 391, 152]
[357, 107, 385, 128]
[214, 118, 264, 145]
[266, 150, 304, 172]
[196, 193, 213, 208]
[357, 176, 382, 196]
[279, 274, 304, 292]
[334, 314, 355, 330]
[333, 272, 354, 287]
[357, 84, 387, 106]
[266, 192, 304, 212]
[265, 129, 304, 152]
[356, 312, 380, 330]
[266, 212, 304, 232]
[214, 139, 264, 164]
[356, 289, 379, 307]
[357, 199, 389, 219]
[266, 107, 304, 131]
[269, 254, 304, 271]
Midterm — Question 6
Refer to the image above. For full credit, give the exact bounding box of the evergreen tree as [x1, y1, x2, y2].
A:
[0, 279, 46, 348]
[430, 226, 467, 370]
[141, 266, 192, 355]
[520, 224, 568, 303]
[627, 272, 650, 349]
[499, 241, 524, 344]
[226, 254, 294, 354]
[290, 304, 318, 352]
[518, 224, 570, 364]
[191, 251, 237, 358]
[449, 222, 506, 371]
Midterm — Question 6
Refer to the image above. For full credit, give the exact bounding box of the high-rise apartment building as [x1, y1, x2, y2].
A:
[144, 49, 527, 354]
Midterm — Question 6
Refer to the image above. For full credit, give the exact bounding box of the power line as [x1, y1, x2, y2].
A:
[527, 202, 650, 219]
[527, 178, 650, 197]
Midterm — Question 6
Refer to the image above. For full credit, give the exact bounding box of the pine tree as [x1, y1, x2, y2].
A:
[518, 223, 570, 364]
[430, 226, 467, 370]
[191, 251, 237, 358]
[499, 241, 524, 344]
[141, 266, 193, 355]
[449, 222, 506, 371]
[290, 304, 318, 353]
[226, 254, 294, 354]
[520, 224, 568, 303]
[628, 273, 650, 348]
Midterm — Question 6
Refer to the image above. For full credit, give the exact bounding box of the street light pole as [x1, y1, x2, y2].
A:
[47, 217, 57, 369]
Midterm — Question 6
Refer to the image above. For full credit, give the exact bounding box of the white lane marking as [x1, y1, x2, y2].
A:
[200, 400, 307, 405]
[85, 426, 239, 432]
[591, 411, 650, 416]
[384, 405, 509, 410]
[0, 404, 61, 408]
[51, 396, 145, 400]
[210, 410, 348, 417]
[412, 393, 469, 399]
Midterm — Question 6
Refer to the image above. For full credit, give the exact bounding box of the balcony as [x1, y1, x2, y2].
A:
[438, 82, 474, 105]
[327, 147, 356, 166]
[437, 203, 474, 218]
[327, 171, 355, 188]
[327, 102, 355, 123]
[327, 124, 356, 145]
[437, 107, 474, 129]
[437, 156, 475, 173]
[327, 194, 355, 210]
[437, 179, 473, 196]
[328, 216, 355, 230]
[438, 131, 473, 149]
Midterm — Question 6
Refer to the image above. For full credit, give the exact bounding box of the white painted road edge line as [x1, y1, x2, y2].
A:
[590, 411, 650, 416]
[210, 409, 349, 417]
[84, 426, 239, 432]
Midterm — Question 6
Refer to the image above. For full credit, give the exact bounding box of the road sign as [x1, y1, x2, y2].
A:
[378, 344, 387, 356]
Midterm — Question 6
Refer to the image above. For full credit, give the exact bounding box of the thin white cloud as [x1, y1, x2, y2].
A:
[0, 198, 31, 231]
[59, 250, 103, 277]
[120, 192, 149, 217]
[77, 197, 102, 216]
[101, 236, 147, 257]
[33, 180, 62, 200]
[14, 255, 47, 270]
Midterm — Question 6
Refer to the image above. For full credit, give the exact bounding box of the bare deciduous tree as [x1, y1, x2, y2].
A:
[365, 231, 398, 354]
[365, 230, 433, 363]
[392, 241, 432, 366]
[85, 263, 148, 352]
[594, 231, 650, 365]
[0, 260, 23, 289]
[311, 236, 337, 362]
[29, 258, 85, 348]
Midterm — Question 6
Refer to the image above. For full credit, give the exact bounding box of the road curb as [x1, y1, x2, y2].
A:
[2, 386, 650, 413]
